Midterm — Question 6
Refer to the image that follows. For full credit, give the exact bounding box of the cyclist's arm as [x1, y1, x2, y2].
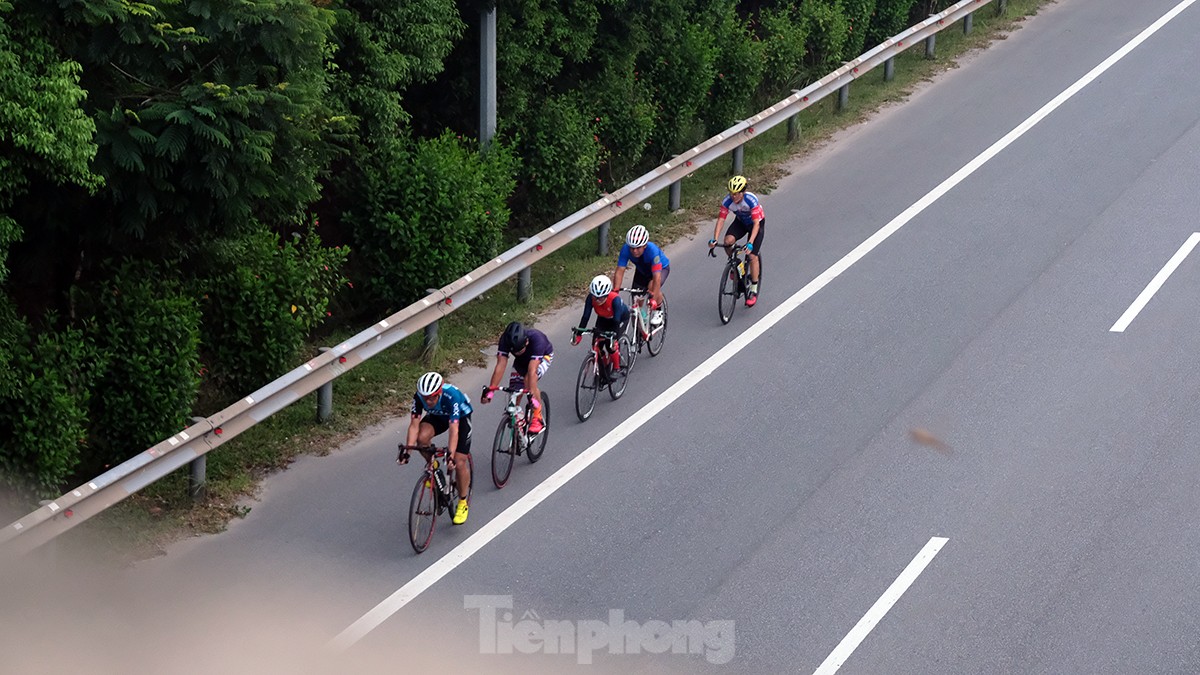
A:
[577, 297, 594, 330]
[446, 418, 459, 463]
[487, 353, 508, 390]
[405, 404, 422, 446]
[613, 266, 626, 291]
[649, 269, 664, 306]
[613, 296, 631, 324]
[713, 203, 731, 241]
[746, 200, 765, 249]
[525, 358, 541, 400]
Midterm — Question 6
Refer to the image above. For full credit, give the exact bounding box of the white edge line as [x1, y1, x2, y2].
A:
[330, 0, 1196, 650]
[1110, 232, 1200, 332]
[812, 537, 949, 675]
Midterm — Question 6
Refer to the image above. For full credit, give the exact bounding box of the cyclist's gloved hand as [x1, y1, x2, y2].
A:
[481, 386, 494, 403]
[708, 239, 717, 247]
[571, 334, 582, 346]
[745, 242, 753, 253]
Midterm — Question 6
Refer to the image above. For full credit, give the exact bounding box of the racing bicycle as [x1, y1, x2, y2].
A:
[490, 385, 550, 488]
[398, 443, 473, 554]
[572, 327, 632, 422]
[621, 287, 667, 359]
[710, 244, 763, 324]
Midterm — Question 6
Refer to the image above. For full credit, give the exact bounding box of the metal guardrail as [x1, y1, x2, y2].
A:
[0, 0, 997, 557]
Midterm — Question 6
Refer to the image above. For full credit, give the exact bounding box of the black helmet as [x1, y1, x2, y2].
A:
[503, 321, 527, 351]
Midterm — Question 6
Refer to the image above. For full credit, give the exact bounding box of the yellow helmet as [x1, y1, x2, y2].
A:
[727, 175, 747, 193]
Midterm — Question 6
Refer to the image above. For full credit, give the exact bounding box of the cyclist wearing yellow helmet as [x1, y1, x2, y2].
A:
[710, 175, 764, 307]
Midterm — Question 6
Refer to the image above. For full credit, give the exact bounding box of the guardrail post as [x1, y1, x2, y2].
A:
[187, 417, 208, 503]
[787, 89, 801, 142]
[964, 12, 973, 35]
[597, 222, 610, 256]
[998, 0, 1008, 15]
[884, 57, 895, 82]
[837, 83, 850, 112]
[316, 347, 333, 422]
[732, 145, 744, 175]
[668, 154, 682, 211]
[925, 33, 936, 59]
[423, 289, 439, 362]
[517, 267, 532, 302]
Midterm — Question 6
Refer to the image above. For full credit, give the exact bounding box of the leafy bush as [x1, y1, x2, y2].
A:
[869, 0, 920, 47]
[83, 262, 202, 472]
[798, 0, 852, 84]
[349, 131, 517, 308]
[758, 4, 812, 99]
[585, 60, 656, 184]
[519, 95, 601, 219]
[842, 0, 878, 59]
[703, 12, 766, 136]
[200, 224, 349, 395]
[0, 306, 101, 496]
[641, 21, 718, 155]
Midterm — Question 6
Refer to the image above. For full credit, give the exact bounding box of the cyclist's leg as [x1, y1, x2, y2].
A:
[749, 218, 765, 284]
[530, 355, 551, 424]
[596, 317, 620, 376]
[453, 416, 472, 488]
[723, 221, 747, 253]
[417, 417, 438, 464]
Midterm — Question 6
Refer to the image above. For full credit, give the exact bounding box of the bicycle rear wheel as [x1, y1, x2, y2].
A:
[575, 354, 598, 421]
[718, 261, 738, 324]
[646, 297, 667, 357]
[608, 335, 632, 400]
[526, 392, 549, 463]
[408, 472, 437, 554]
[490, 416, 515, 489]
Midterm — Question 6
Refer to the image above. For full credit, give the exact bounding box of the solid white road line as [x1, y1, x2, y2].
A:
[332, 0, 1198, 650]
[812, 537, 949, 675]
[1110, 232, 1200, 332]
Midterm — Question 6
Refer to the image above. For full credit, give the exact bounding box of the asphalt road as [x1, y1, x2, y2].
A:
[8, 0, 1200, 672]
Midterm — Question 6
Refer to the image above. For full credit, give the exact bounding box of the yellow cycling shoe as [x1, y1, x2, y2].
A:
[453, 499, 469, 525]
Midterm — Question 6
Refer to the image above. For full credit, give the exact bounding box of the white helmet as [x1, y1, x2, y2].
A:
[590, 274, 613, 298]
[417, 371, 443, 397]
[626, 224, 649, 248]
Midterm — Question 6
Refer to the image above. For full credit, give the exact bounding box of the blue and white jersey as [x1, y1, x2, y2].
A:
[411, 384, 473, 421]
[719, 191, 765, 225]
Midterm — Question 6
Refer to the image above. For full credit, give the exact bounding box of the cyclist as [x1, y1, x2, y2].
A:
[613, 224, 669, 327]
[572, 274, 630, 384]
[710, 175, 764, 307]
[481, 321, 552, 435]
[403, 371, 473, 525]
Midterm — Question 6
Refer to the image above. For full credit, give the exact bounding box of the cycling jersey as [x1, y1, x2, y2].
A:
[411, 383, 473, 421]
[719, 192, 765, 226]
[617, 242, 670, 279]
[578, 291, 630, 328]
[498, 328, 554, 375]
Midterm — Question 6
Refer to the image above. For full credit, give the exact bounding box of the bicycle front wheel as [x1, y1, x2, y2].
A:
[718, 261, 738, 324]
[526, 392, 549, 463]
[491, 416, 515, 489]
[609, 335, 632, 400]
[408, 472, 437, 554]
[575, 354, 598, 422]
[647, 297, 667, 357]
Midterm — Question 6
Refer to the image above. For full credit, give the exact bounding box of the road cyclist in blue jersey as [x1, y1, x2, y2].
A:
[402, 371, 474, 524]
[481, 321, 553, 435]
[710, 175, 764, 307]
[613, 224, 669, 327]
[571, 274, 631, 385]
